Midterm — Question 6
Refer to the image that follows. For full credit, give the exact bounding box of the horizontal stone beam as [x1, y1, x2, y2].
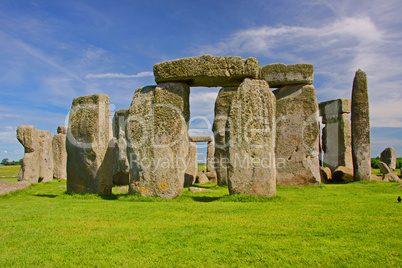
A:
[153, 55, 259, 87]
[319, 98, 351, 117]
[189, 136, 213, 142]
[260, 63, 314, 88]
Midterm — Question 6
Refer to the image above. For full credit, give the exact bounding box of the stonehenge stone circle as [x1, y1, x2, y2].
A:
[153, 55, 260, 87]
[126, 82, 190, 198]
[52, 126, 67, 180]
[112, 109, 130, 185]
[274, 84, 321, 186]
[380, 147, 396, 170]
[260, 63, 314, 88]
[226, 78, 276, 196]
[213, 86, 238, 186]
[319, 98, 353, 172]
[66, 94, 115, 194]
[351, 69, 371, 181]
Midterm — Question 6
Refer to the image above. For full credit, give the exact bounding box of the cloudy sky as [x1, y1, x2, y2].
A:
[0, 0, 402, 162]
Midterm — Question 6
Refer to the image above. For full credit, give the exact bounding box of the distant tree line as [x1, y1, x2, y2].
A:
[1, 158, 23, 166]
[371, 157, 402, 169]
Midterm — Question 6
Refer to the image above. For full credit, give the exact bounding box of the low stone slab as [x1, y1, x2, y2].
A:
[189, 186, 214, 192]
[332, 166, 354, 182]
[382, 173, 401, 182]
[189, 136, 213, 142]
[319, 98, 351, 117]
[205, 171, 217, 183]
[378, 161, 391, 175]
[260, 63, 314, 88]
[153, 55, 259, 87]
[196, 172, 210, 184]
[320, 166, 332, 183]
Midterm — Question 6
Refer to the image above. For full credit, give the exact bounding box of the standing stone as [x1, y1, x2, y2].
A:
[126, 82, 189, 198]
[319, 99, 353, 172]
[112, 109, 130, 185]
[212, 87, 238, 186]
[66, 94, 115, 194]
[206, 141, 215, 172]
[16, 125, 40, 183]
[184, 141, 198, 187]
[351, 69, 371, 181]
[226, 78, 276, 196]
[380, 147, 396, 170]
[52, 126, 67, 180]
[274, 84, 321, 186]
[37, 130, 53, 182]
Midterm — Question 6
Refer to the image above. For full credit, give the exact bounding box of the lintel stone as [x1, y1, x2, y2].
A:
[319, 98, 351, 117]
[260, 63, 314, 87]
[189, 136, 213, 142]
[153, 55, 259, 87]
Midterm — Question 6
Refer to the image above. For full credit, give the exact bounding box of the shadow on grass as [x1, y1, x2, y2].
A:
[190, 196, 222, 202]
[34, 194, 59, 198]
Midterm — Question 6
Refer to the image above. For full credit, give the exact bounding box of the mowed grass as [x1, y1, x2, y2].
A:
[0, 165, 20, 182]
[0, 180, 401, 267]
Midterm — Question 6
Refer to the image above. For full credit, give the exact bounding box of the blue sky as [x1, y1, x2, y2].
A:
[1, 0, 402, 162]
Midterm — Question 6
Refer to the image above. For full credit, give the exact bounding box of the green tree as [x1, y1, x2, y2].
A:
[1, 158, 9, 166]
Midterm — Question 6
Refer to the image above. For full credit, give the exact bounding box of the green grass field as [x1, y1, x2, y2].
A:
[0, 165, 20, 182]
[0, 179, 401, 267]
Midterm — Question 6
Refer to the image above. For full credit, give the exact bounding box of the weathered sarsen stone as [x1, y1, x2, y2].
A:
[351, 69, 371, 181]
[52, 126, 67, 180]
[319, 99, 352, 172]
[184, 141, 198, 187]
[207, 141, 215, 172]
[126, 83, 189, 198]
[332, 166, 354, 183]
[378, 161, 391, 175]
[17, 125, 40, 183]
[153, 55, 259, 87]
[260, 63, 314, 88]
[380, 147, 396, 170]
[37, 130, 53, 182]
[274, 84, 321, 186]
[226, 78, 276, 196]
[212, 86, 238, 186]
[66, 94, 115, 194]
[112, 109, 130, 185]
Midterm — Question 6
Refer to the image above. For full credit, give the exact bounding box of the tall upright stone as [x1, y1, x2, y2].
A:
[351, 69, 371, 181]
[66, 94, 115, 194]
[112, 109, 130, 185]
[226, 78, 276, 196]
[126, 82, 189, 198]
[212, 87, 238, 186]
[274, 84, 321, 186]
[184, 141, 198, 187]
[37, 130, 53, 182]
[207, 141, 215, 172]
[17, 125, 40, 183]
[52, 126, 67, 180]
[319, 99, 353, 172]
[380, 147, 396, 170]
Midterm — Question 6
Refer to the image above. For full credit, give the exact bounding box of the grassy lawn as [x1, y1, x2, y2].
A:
[197, 163, 206, 172]
[0, 180, 401, 267]
[0, 165, 20, 182]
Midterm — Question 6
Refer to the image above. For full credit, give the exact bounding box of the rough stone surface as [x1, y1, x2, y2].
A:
[114, 186, 129, 193]
[52, 130, 67, 180]
[378, 161, 391, 175]
[57, 126, 68, 134]
[206, 141, 215, 172]
[196, 172, 210, 184]
[184, 141, 198, 187]
[66, 94, 115, 194]
[127, 83, 189, 198]
[112, 109, 130, 185]
[260, 63, 314, 88]
[0, 181, 31, 195]
[205, 171, 217, 183]
[382, 173, 401, 182]
[16, 125, 40, 183]
[274, 84, 321, 186]
[189, 136, 213, 142]
[321, 113, 353, 172]
[380, 147, 396, 170]
[320, 166, 332, 183]
[212, 86, 238, 186]
[319, 98, 351, 116]
[332, 166, 354, 183]
[153, 55, 260, 87]
[189, 186, 214, 192]
[226, 78, 276, 196]
[37, 130, 53, 182]
[351, 69, 371, 181]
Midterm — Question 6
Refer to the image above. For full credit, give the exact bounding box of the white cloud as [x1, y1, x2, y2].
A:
[85, 71, 153, 79]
